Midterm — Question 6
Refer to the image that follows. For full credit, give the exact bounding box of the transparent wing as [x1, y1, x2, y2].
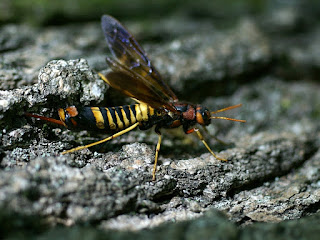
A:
[101, 15, 178, 110]
[100, 58, 177, 112]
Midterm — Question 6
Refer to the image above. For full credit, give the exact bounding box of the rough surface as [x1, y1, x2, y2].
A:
[152, 19, 270, 93]
[1, 0, 320, 239]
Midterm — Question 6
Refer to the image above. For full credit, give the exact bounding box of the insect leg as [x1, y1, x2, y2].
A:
[152, 129, 162, 181]
[186, 128, 227, 161]
[201, 126, 229, 145]
[62, 122, 140, 154]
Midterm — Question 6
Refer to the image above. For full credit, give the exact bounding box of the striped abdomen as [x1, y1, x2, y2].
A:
[58, 103, 155, 132]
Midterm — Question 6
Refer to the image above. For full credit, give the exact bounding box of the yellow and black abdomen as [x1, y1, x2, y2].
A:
[60, 103, 155, 133]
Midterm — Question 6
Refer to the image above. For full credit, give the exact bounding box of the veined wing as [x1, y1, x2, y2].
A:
[100, 15, 178, 110]
[100, 58, 177, 112]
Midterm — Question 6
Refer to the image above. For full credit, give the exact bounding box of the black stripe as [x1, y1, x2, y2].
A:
[99, 107, 110, 130]
[122, 105, 132, 124]
[75, 107, 97, 130]
[129, 104, 136, 118]
[108, 107, 118, 128]
[147, 106, 152, 118]
[115, 106, 124, 126]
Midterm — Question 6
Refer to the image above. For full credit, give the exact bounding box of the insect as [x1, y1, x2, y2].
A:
[26, 15, 246, 180]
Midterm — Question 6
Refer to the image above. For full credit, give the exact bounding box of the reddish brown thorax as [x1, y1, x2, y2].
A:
[182, 105, 195, 121]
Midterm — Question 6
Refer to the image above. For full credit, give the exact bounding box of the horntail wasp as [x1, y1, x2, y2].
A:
[26, 15, 246, 180]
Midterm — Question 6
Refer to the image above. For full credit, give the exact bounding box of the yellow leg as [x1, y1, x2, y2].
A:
[193, 128, 227, 161]
[62, 122, 140, 154]
[152, 132, 162, 181]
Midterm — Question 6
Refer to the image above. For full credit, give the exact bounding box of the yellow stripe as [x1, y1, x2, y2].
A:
[58, 108, 66, 122]
[140, 103, 149, 121]
[148, 106, 155, 117]
[106, 108, 116, 130]
[91, 107, 105, 129]
[129, 106, 136, 124]
[114, 108, 124, 130]
[120, 107, 130, 127]
[135, 104, 143, 121]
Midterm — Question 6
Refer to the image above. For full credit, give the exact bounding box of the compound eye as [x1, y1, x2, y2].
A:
[203, 110, 211, 124]
[196, 108, 211, 126]
[205, 110, 211, 119]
